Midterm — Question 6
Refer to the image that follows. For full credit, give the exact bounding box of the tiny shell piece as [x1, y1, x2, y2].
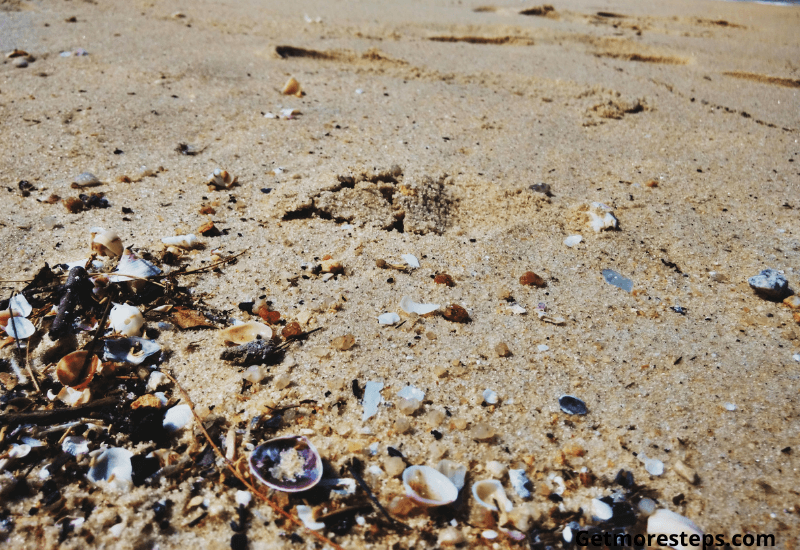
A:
[282, 77, 302, 96]
[296, 505, 325, 530]
[564, 235, 582, 247]
[104, 337, 160, 365]
[62, 435, 90, 456]
[91, 229, 124, 257]
[673, 460, 699, 484]
[559, 395, 588, 415]
[482, 389, 498, 405]
[378, 312, 400, 325]
[219, 321, 273, 344]
[362, 380, 384, 421]
[399, 296, 440, 316]
[588, 202, 619, 232]
[208, 168, 237, 189]
[436, 459, 466, 491]
[472, 479, 513, 512]
[87, 447, 133, 491]
[519, 271, 546, 287]
[397, 385, 425, 401]
[249, 435, 323, 492]
[57, 386, 91, 406]
[401, 254, 420, 268]
[647, 509, 703, 550]
[402, 465, 459, 506]
[161, 234, 200, 249]
[602, 269, 633, 293]
[110, 250, 161, 283]
[163, 404, 193, 432]
[109, 303, 144, 336]
[509, 469, 532, 498]
[74, 171, 102, 187]
[592, 498, 613, 521]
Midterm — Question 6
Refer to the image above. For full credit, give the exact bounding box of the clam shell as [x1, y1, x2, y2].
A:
[56, 350, 100, 389]
[163, 404, 193, 432]
[472, 479, 513, 512]
[91, 229, 123, 257]
[8, 294, 32, 317]
[104, 337, 160, 365]
[219, 321, 273, 344]
[110, 250, 161, 283]
[87, 447, 133, 491]
[402, 465, 459, 506]
[399, 296, 440, 316]
[249, 435, 323, 492]
[3, 315, 35, 339]
[109, 303, 144, 336]
[647, 509, 703, 550]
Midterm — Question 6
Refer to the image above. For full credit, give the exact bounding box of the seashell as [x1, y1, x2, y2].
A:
[647, 509, 703, 550]
[639, 453, 664, 476]
[564, 235, 582, 247]
[438, 526, 466, 546]
[208, 168, 237, 189]
[482, 389, 498, 405]
[219, 321, 273, 344]
[296, 505, 325, 530]
[8, 294, 32, 317]
[472, 479, 513, 512]
[56, 386, 91, 406]
[588, 202, 619, 232]
[280, 108, 301, 119]
[73, 171, 102, 188]
[104, 337, 160, 365]
[378, 312, 400, 325]
[402, 465, 459, 506]
[509, 468, 532, 498]
[399, 296, 440, 316]
[87, 447, 133, 491]
[282, 76, 302, 96]
[235, 490, 252, 508]
[109, 303, 144, 336]
[436, 459, 466, 491]
[559, 394, 588, 415]
[592, 498, 613, 520]
[91, 229, 123, 257]
[163, 404, 193, 432]
[62, 435, 90, 456]
[110, 250, 161, 283]
[401, 254, 420, 268]
[9, 444, 31, 459]
[147, 371, 169, 392]
[56, 350, 99, 389]
[3, 316, 35, 339]
[397, 385, 425, 401]
[362, 380, 384, 421]
[249, 435, 323, 492]
[161, 234, 200, 249]
[486, 460, 507, 478]
[508, 303, 527, 315]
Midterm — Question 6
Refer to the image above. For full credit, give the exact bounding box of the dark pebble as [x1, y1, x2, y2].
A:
[230, 533, 248, 550]
[387, 446, 404, 458]
[614, 469, 634, 488]
[260, 188, 272, 194]
[559, 395, 588, 415]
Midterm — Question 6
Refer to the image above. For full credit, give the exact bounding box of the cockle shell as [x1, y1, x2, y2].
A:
[472, 479, 513, 512]
[402, 465, 459, 506]
[249, 435, 323, 492]
[399, 296, 440, 316]
[91, 228, 124, 258]
[109, 303, 144, 336]
[219, 321, 273, 344]
[647, 509, 704, 550]
[87, 447, 133, 491]
[208, 168, 237, 189]
[56, 350, 100, 389]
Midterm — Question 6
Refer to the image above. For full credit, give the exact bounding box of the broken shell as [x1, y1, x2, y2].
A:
[402, 465, 459, 507]
[56, 386, 91, 406]
[399, 296, 440, 316]
[436, 459, 466, 491]
[87, 447, 133, 491]
[163, 404, 193, 432]
[282, 76, 302, 96]
[647, 509, 703, 550]
[3, 316, 35, 339]
[401, 254, 420, 268]
[73, 171, 102, 188]
[509, 469, 532, 498]
[109, 303, 144, 336]
[564, 235, 582, 248]
[56, 350, 99, 389]
[296, 505, 325, 530]
[8, 294, 32, 318]
[378, 312, 400, 325]
[219, 321, 273, 344]
[588, 202, 619, 232]
[472, 479, 513, 512]
[91, 229, 123, 257]
[104, 337, 161, 365]
[62, 435, 90, 456]
[208, 168, 237, 189]
[249, 435, 323, 492]
[110, 250, 161, 284]
[161, 234, 200, 249]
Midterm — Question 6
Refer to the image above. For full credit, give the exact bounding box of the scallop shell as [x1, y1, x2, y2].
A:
[161, 234, 200, 249]
[399, 296, 440, 316]
[472, 479, 513, 512]
[109, 303, 144, 336]
[104, 337, 160, 365]
[249, 435, 323, 492]
[56, 350, 100, 389]
[647, 509, 703, 550]
[219, 321, 273, 344]
[402, 465, 459, 507]
[163, 404, 193, 432]
[91, 229, 124, 257]
[87, 447, 133, 491]
[208, 168, 237, 189]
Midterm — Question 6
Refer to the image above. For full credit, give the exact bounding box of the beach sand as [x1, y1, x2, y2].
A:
[1, 0, 799, 548]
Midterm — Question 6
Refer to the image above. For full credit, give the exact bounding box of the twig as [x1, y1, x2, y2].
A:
[0, 395, 119, 425]
[161, 370, 345, 550]
[159, 249, 248, 278]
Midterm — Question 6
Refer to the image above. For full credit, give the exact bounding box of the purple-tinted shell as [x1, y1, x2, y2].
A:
[249, 435, 322, 492]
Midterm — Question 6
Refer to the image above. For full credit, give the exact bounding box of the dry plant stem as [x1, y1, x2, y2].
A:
[162, 370, 346, 550]
[0, 395, 119, 425]
[160, 249, 248, 278]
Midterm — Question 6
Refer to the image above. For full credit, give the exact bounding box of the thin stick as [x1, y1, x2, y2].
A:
[162, 370, 345, 550]
[0, 396, 119, 425]
[160, 249, 248, 278]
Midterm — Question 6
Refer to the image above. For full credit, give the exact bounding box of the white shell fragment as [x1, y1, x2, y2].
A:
[110, 250, 161, 283]
[588, 202, 619, 232]
[402, 465, 459, 506]
[378, 312, 401, 325]
[161, 234, 201, 249]
[639, 453, 665, 476]
[482, 389, 499, 405]
[296, 505, 325, 530]
[3, 316, 35, 339]
[87, 447, 133, 491]
[362, 380, 384, 421]
[280, 108, 301, 119]
[508, 303, 527, 315]
[399, 296, 440, 316]
[509, 469, 532, 498]
[62, 436, 90, 456]
[647, 509, 704, 550]
[235, 490, 252, 508]
[436, 460, 466, 491]
[163, 404, 193, 432]
[208, 168, 237, 189]
[146, 371, 169, 392]
[91, 229, 124, 258]
[592, 498, 613, 521]
[472, 479, 513, 512]
[397, 385, 425, 401]
[56, 386, 91, 406]
[74, 171, 101, 187]
[219, 321, 273, 344]
[564, 235, 583, 248]
[109, 303, 144, 336]
[8, 294, 32, 317]
[104, 337, 160, 365]
[401, 254, 420, 268]
[536, 310, 566, 325]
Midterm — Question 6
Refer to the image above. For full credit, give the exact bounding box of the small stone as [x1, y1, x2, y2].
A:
[332, 334, 356, 351]
[709, 271, 728, 282]
[282, 322, 302, 339]
[592, 498, 613, 521]
[397, 397, 421, 415]
[434, 273, 455, 287]
[486, 461, 507, 477]
[451, 417, 467, 430]
[394, 417, 411, 434]
[748, 268, 789, 299]
[387, 496, 416, 517]
[198, 221, 221, 237]
[433, 364, 447, 377]
[384, 456, 406, 477]
[131, 394, 162, 410]
[437, 526, 466, 546]
[794, 311, 800, 325]
[520, 271, 546, 287]
[529, 182, 551, 194]
[471, 422, 495, 440]
[637, 498, 656, 515]
[430, 441, 447, 459]
[645, 179, 659, 188]
[564, 235, 582, 248]
[425, 409, 446, 428]
[673, 460, 699, 484]
[321, 259, 343, 274]
[495, 342, 512, 357]
[12, 57, 28, 68]
[559, 395, 588, 415]
[497, 287, 512, 300]
[442, 304, 470, 323]
[242, 366, 266, 383]
[602, 269, 633, 293]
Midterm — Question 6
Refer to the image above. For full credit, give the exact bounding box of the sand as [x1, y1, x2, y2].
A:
[1, 0, 799, 548]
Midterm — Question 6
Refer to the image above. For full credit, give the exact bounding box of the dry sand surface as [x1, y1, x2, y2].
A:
[1, 0, 800, 548]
